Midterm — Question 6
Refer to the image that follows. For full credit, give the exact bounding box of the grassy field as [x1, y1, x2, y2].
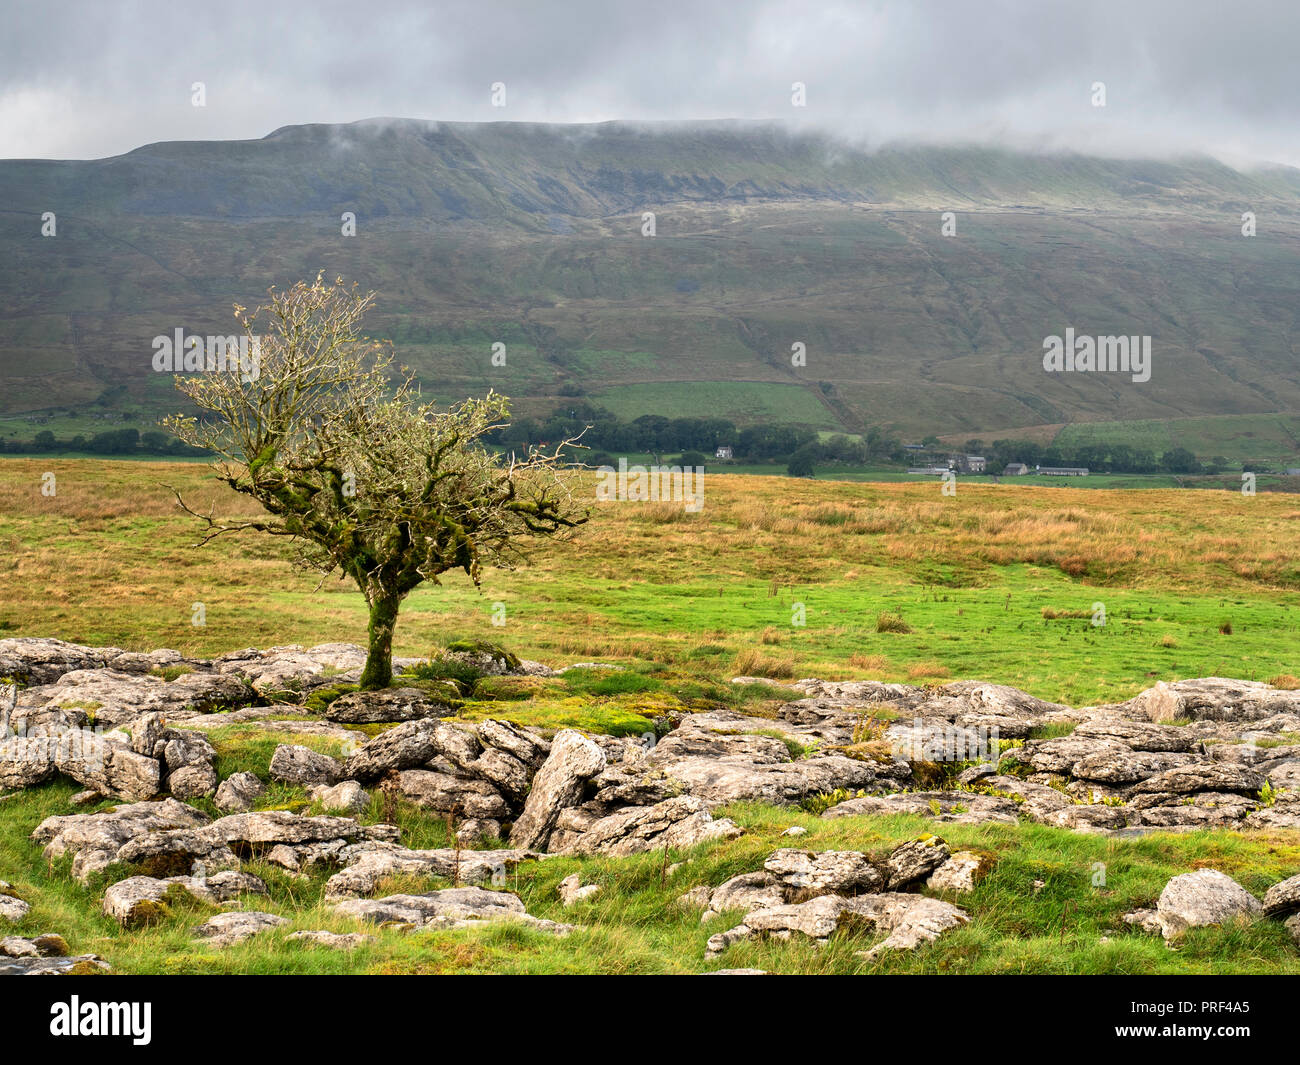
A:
[2, 459, 1300, 707]
[5, 778, 1300, 974]
[1054, 413, 1300, 466]
[3, 458, 1300, 975]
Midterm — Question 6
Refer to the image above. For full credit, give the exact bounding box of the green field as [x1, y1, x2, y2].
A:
[3, 458, 1300, 974]
[591, 380, 839, 428]
[1055, 413, 1300, 466]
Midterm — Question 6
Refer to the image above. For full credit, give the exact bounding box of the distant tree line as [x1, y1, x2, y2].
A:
[1, 427, 208, 457]
[491, 403, 906, 466]
[984, 439, 1208, 474]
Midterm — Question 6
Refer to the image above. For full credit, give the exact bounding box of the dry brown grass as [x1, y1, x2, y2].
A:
[906, 661, 951, 679]
[848, 652, 890, 672]
[732, 648, 798, 679]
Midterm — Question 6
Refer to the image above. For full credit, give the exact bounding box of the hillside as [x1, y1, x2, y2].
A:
[3, 119, 1300, 445]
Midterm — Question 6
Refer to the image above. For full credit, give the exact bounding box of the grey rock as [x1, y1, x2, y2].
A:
[192, 910, 288, 946]
[706, 892, 967, 958]
[310, 779, 371, 814]
[882, 837, 951, 889]
[333, 886, 573, 935]
[343, 720, 440, 781]
[269, 744, 343, 787]
[1155, 869, 1263, 940]
[1130, 762, 1264, 797]
[213, 771, 265, 813]
[1262, 873, 1300, 918]
[509, 729, 606, 850]
[102, 870, 266, 925]
[927, 851, 991, 893]
[32, 798, 211, 882]
[558, 873, 601, 907]
[322, 842, 539, 899]
[0, 894, 30, 923]
[764, 848, 884, 897]
[324, 687, 449, 724]
[287, 930, 374, 949]
[822, 790, 1020, 824]
[1127, 677, 1300, 724]
[396, 769, 511, 819]
[700, 872, 785, 921]
[0, 953, 111, 975]
[551, 795, 743, 857]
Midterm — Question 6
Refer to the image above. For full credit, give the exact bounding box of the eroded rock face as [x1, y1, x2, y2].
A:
[1155, 870, 1263, 940]
[214, 644, 367, 694]
[0, 637, 129, 685]
[1126, 678, 1300, 724]
[509, 730, 606, 850]
[322, 842, 539, 899]
[690, 839, 955, 930]
[1262, 873, 1300, 918]
[324, 688, 450, 724]
[332, 886, 573, 935]
[0, 702, 222, 802]
[590, 709, 910, 810]
[550, 795, 743, 857]
[20, 669, 252, 729]
[213, 771, 265, 813]
[763, 848, 884, 897]
[34, 800, 391, 883]
[102, 870, 267, 926]
[270, 744, 343, 787]
[192, 911, 288, 946]
[823, 791, 1019, 825]
[33, 798, 211, 882]
[705, 892, 968, 959]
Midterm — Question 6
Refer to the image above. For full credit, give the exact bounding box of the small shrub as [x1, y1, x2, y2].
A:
[876, 611, 912, 634]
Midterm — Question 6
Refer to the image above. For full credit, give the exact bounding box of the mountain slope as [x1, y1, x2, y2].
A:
[2, 118, 1299, 441]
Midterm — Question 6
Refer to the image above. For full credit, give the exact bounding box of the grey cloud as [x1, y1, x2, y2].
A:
[1, 0, 1297, 165]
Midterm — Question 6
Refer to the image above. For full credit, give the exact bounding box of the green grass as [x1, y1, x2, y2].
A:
[3, 458, 1300, 973]
[591, 381, 838, 428]
[4, 778, 1299, 974]
[1055, 413, 1300, 466]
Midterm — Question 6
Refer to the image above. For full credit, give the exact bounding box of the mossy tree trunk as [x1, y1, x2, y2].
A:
[360, 588, 402, 690]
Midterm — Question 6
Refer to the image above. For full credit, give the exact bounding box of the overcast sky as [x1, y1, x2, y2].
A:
[2, 0, 1298, 165]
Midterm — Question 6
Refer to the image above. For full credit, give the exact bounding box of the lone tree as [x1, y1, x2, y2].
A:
[164, 275, 587, 688]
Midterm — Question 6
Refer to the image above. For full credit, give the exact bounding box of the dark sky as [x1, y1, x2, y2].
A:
[3, 0, 1297, 165]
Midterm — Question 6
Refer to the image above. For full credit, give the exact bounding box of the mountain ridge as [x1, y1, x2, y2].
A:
[2, 119, 1299, 445]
